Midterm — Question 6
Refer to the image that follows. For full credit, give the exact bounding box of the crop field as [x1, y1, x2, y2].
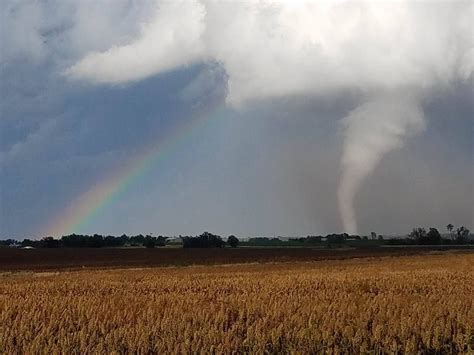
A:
[0, 252, 472, 353]
[0, 246, 468, 271]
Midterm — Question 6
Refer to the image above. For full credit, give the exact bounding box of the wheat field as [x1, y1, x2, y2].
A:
[0, 252, 473, 353]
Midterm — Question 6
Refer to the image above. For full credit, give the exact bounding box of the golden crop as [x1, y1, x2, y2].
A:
[0, 252, 473, 354]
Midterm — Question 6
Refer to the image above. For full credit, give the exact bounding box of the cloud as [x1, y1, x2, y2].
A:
[0, 119, 59, 166]
[4, 1, 471, 235]
[67, 1, 472, 100]
[65, 1, 472, 233]
[0, 1, 47, 63]
[66, 1, 206, 84]
[0, 0, 155, 67]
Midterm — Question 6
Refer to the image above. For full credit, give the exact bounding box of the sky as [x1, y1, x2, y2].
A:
[0, 0, 473, 239]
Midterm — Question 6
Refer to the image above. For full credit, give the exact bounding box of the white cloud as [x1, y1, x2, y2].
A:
[66, 1, 206, 84]
[66, 1, 472, 103]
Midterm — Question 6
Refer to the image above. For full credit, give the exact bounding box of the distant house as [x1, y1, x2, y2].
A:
[21, 246, 35, 249]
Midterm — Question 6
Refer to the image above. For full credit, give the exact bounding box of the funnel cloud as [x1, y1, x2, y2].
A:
[338, 92, 425, 233]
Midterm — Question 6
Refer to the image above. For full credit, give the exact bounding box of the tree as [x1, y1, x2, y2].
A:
[456, 226, 470, 244]
[306, 236, 323, 244]
[104, 235, 125, 247]
[143, 235, 156, 248]
[89, 234, 105, 248]
[408, 227, 442, 245]
[182, 232, 224, 248]
[409, 228, 427, 244]
[155, 236, 168, 247]
[41, 236, 60, 248]
[426, 228, 442, 245]
[370, 232, 377, 240]
[0, 239, 17, 247]
[446, 224, 454, 240]
[227, 235, 239, 248]
[326, 234, 345, 244]
[130, 234, 145, 246]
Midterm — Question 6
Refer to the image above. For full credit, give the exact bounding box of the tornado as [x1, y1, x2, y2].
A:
[338, 92, 425, 234]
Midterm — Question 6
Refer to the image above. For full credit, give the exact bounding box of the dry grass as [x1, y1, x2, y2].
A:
[0, 253, 473, 353]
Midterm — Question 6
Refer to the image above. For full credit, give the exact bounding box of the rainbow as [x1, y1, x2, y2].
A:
[41, 104, 225, 237]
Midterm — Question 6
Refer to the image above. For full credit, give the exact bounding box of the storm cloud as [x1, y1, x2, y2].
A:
[67, 1, 473, 234]
[1, 0, 473, 237]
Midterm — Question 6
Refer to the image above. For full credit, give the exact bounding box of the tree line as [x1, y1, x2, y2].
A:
[387, 225, 471, 246]
[0, 232, 240, 249]
[0, 224, 471, 249]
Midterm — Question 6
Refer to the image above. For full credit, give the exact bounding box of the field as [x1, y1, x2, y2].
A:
[0, 246, 469, 271]
[0, 251, 472, 353]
